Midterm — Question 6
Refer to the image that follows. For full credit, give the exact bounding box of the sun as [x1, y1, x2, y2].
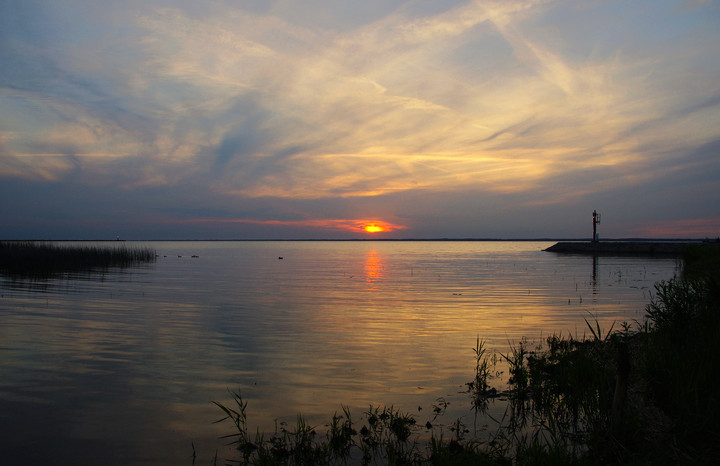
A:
[363, 223, 386, 233]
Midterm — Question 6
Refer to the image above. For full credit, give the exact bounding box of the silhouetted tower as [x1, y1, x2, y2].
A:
[592, 210, 601, 242]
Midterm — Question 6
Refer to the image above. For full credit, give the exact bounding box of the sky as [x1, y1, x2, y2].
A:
[1, 0, 719, 240]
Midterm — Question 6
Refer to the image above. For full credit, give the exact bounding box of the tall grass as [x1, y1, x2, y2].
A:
[490, 241, 720, 464]
[638, 242, 720, 463]
[212, 391, 437, 466]
[0, 240, 156, 276]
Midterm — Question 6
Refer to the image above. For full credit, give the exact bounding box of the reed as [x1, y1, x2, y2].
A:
[489, 242, 720, 464]
[467, 338, 499, 410]
[637, 244, 720, 463]
[212, 392, 438, 465]
[0, 240, 156, 276]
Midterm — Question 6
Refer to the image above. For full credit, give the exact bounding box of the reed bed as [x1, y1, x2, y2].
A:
[0, 240, 156, 276]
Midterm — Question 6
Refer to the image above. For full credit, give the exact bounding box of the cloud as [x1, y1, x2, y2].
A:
[626, 217, 720, 238]
[1, 0, 719, 238]
[156, 217, 408, 234]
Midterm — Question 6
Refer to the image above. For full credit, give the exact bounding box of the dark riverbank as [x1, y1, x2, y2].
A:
[544, 240, 707, 255]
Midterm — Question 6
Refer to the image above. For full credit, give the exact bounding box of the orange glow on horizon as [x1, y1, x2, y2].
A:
[363, 223, 386, 233]
[627, 217, 720, 238]
[158, 216, 407, 234]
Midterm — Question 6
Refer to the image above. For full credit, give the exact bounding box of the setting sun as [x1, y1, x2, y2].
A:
[363, 223, 385, 233]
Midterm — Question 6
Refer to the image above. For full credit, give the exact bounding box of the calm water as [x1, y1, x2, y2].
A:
[0, 241, 679, 464]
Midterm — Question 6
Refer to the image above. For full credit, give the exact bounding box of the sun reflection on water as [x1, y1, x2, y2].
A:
[363, 249, 385, 286]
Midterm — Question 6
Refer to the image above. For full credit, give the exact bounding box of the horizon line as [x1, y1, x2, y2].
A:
[1, 237, 711, 242]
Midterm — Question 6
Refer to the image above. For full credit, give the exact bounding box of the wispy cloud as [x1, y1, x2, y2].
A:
[155, 216, 408, 234]
[1, 0, 719, 238]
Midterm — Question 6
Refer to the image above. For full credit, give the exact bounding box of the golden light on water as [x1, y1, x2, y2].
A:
[363, 249, 384, 283]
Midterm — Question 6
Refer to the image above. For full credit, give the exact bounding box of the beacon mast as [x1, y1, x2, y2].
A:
[592, 210, 601, 242]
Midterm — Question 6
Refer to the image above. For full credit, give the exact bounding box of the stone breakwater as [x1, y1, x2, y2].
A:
[544, 241, 700, 256]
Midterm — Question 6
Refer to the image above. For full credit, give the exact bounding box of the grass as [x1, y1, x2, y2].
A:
[0, 240, 156, 277]
[467, 338, 500, 410]
[491, 240, 720, 465]
[211, 393, 434, 466]
[635, 241, 720, 464]
[208, 242, 720, 465]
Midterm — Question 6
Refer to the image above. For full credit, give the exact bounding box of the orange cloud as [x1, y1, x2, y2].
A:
[627, 217, 720, 238]
[161, 217, 407, 234]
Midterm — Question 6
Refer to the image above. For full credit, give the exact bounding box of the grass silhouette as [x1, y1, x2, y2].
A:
[0, 240, 156, 277]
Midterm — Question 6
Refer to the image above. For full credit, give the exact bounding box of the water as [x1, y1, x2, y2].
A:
[0, 241, 679, 464]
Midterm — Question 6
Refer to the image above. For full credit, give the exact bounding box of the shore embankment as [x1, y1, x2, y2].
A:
[544, 240, 704, 255]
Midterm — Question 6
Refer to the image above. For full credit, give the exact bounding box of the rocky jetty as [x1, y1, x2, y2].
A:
[544, 241, 699, 256]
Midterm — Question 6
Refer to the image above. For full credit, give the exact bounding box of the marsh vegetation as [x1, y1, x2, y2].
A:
[210, 243, 719, 465]
[0, 241, 156, 277]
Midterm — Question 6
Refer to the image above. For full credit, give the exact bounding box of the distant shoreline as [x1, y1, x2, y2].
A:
[0, 238, 709, 243]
